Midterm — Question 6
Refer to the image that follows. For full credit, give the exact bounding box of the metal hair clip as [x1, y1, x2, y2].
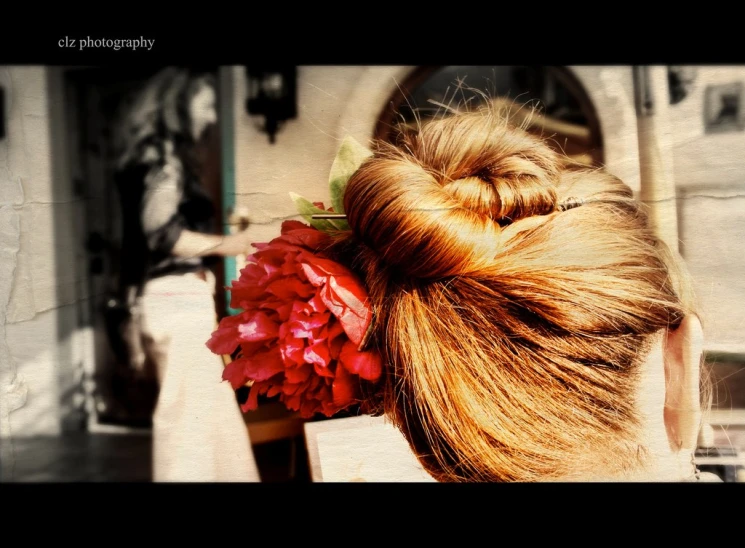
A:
[313, 199, 587, 220]
[311, 213, 348, 219]
[558, 197, 585, 212]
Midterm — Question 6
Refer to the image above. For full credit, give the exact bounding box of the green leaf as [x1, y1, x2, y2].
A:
[328, 136, 373, 215]
[290, 192, 349, 232]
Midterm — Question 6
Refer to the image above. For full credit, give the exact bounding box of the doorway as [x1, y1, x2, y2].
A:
[375, 66, 604, 167]
[64, 66, 225, 429]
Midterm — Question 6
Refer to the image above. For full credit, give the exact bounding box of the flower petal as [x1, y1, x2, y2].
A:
[222, 358, 249, 390]
[206, 312, 249, 354]
[339, 340, 383, 381]
[289, 309, 331, 331]
[266, 384, 282, 398]
[278, 223, 331, 249]
[327, 320, 346, 359]
[307, 293, 326, 313]
[299, 252, 354, 278]
[280, 336, 305, 366]
[299, 399, 321, 419]
[332, 361, 356, 409]
[244, 348, 285, 382]
[304, 339, 331, 367]
[280, 220, 310, 234]
[243, 382, 266, 412]
[261, 300, 293, 322]
[285, 363, 312, 383]
[237, 311, 279, 342]
[299, 262, 326, 288]
[313, 361, 335, 378]
[321, 278, 371, 346]
[266, 277, 315, 300]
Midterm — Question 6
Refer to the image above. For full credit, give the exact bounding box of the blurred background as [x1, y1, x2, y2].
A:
[0, 65, 743, 482]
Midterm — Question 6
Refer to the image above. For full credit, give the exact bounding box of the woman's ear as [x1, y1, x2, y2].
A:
[663, 315, 704, 452]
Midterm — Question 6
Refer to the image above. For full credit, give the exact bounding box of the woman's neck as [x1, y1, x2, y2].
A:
[610, 337, 697, 482]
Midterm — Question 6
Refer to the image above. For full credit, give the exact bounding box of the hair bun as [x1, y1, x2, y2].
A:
[344, 112, 561, 279]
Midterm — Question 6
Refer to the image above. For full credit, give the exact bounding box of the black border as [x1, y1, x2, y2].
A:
[2, 20, 744, 531]
[4, 482, 743, 503]
[1, 22, 744, 65]
[2, 482, 742, 539]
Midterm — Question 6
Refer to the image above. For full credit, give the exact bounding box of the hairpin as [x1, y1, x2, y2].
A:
[558, 197, 585, 212]
[312, 213, 348, 219]
[313, 202, 587, 220]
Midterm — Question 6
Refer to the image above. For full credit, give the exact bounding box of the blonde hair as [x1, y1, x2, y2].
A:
[332, 109, 695, 481]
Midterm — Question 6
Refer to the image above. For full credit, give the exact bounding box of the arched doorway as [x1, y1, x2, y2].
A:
[374, 66, 604, 167]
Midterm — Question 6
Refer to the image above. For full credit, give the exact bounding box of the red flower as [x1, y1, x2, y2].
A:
[207, 220, 382, 418]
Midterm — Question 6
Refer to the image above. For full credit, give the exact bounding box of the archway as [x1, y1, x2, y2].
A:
[373, 66, 605, 167]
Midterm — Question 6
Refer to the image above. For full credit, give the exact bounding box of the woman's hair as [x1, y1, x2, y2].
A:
[332, 107, 696, 481]
[113, 67, 216, 170]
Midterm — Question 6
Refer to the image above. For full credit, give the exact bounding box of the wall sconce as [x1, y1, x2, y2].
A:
[668, 66, 697, 105]
[245, 66, 297, 144]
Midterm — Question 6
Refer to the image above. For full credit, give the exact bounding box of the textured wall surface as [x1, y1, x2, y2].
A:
[669, 67, 745, 353]
[231, 66, 413, 247]
[0, 66, 82, 459]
